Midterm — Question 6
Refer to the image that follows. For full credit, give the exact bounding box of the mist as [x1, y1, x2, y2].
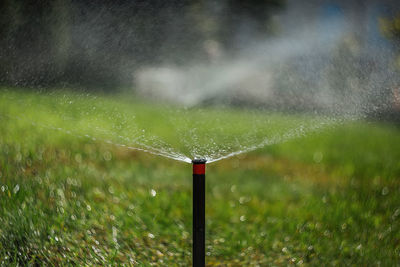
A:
[1, 0, 399, 120]
[135, 0, 399, 120]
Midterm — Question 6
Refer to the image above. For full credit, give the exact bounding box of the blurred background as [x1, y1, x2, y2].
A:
[1, 0, 400, 118]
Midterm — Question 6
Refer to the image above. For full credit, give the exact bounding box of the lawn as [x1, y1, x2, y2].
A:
[0, 88, 399, 266]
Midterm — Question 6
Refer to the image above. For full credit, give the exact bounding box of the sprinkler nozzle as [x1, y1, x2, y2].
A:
[192, 158, 207, 164]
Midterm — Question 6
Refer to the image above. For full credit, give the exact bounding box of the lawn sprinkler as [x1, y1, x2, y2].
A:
[192, 158, 206, 267]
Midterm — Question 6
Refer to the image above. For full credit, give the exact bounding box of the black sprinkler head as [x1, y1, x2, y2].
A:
[192, 158, 207, 164]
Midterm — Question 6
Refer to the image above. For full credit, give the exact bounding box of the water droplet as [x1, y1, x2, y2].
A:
[74, 154, 82, 163]
[230, 185, 236, 193]
[393, 208, 400, 218]
[103, 151, 112, 161]
[313, 151, 323, 163]
[382, 187, 389, 195]
[150, 189, 157, 197]
[156, 250, 164, 257]
[13, 184, 20, 194]
[108, 186, 115, 194]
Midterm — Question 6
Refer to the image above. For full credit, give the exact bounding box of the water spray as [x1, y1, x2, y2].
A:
[192, 158, 206, 267]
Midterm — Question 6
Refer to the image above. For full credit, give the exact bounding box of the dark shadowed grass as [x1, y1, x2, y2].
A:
[0, 89, 399, 265]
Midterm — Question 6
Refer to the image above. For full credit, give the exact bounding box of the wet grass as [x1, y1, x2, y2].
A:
[0, 89, 400, 265]
[0, 89, 333, 161]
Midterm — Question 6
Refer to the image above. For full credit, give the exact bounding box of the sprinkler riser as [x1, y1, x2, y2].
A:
[192, 159, 206, 267]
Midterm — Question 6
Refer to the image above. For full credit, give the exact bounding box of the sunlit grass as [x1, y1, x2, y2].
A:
[0, 88, 334, 161]
[0, 88, 399, 265]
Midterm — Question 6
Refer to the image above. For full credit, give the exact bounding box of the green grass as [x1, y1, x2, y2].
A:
[0, 89, 333, 161]
[0, 88, 399, 266]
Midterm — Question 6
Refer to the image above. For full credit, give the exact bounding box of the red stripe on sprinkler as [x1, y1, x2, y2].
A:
[193, 162, 206, 175]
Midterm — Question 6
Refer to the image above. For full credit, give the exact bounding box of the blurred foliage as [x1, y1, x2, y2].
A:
[0, 0, 284, 91]
[380, 13, 400, 68]
[380, 14, 400, 41]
